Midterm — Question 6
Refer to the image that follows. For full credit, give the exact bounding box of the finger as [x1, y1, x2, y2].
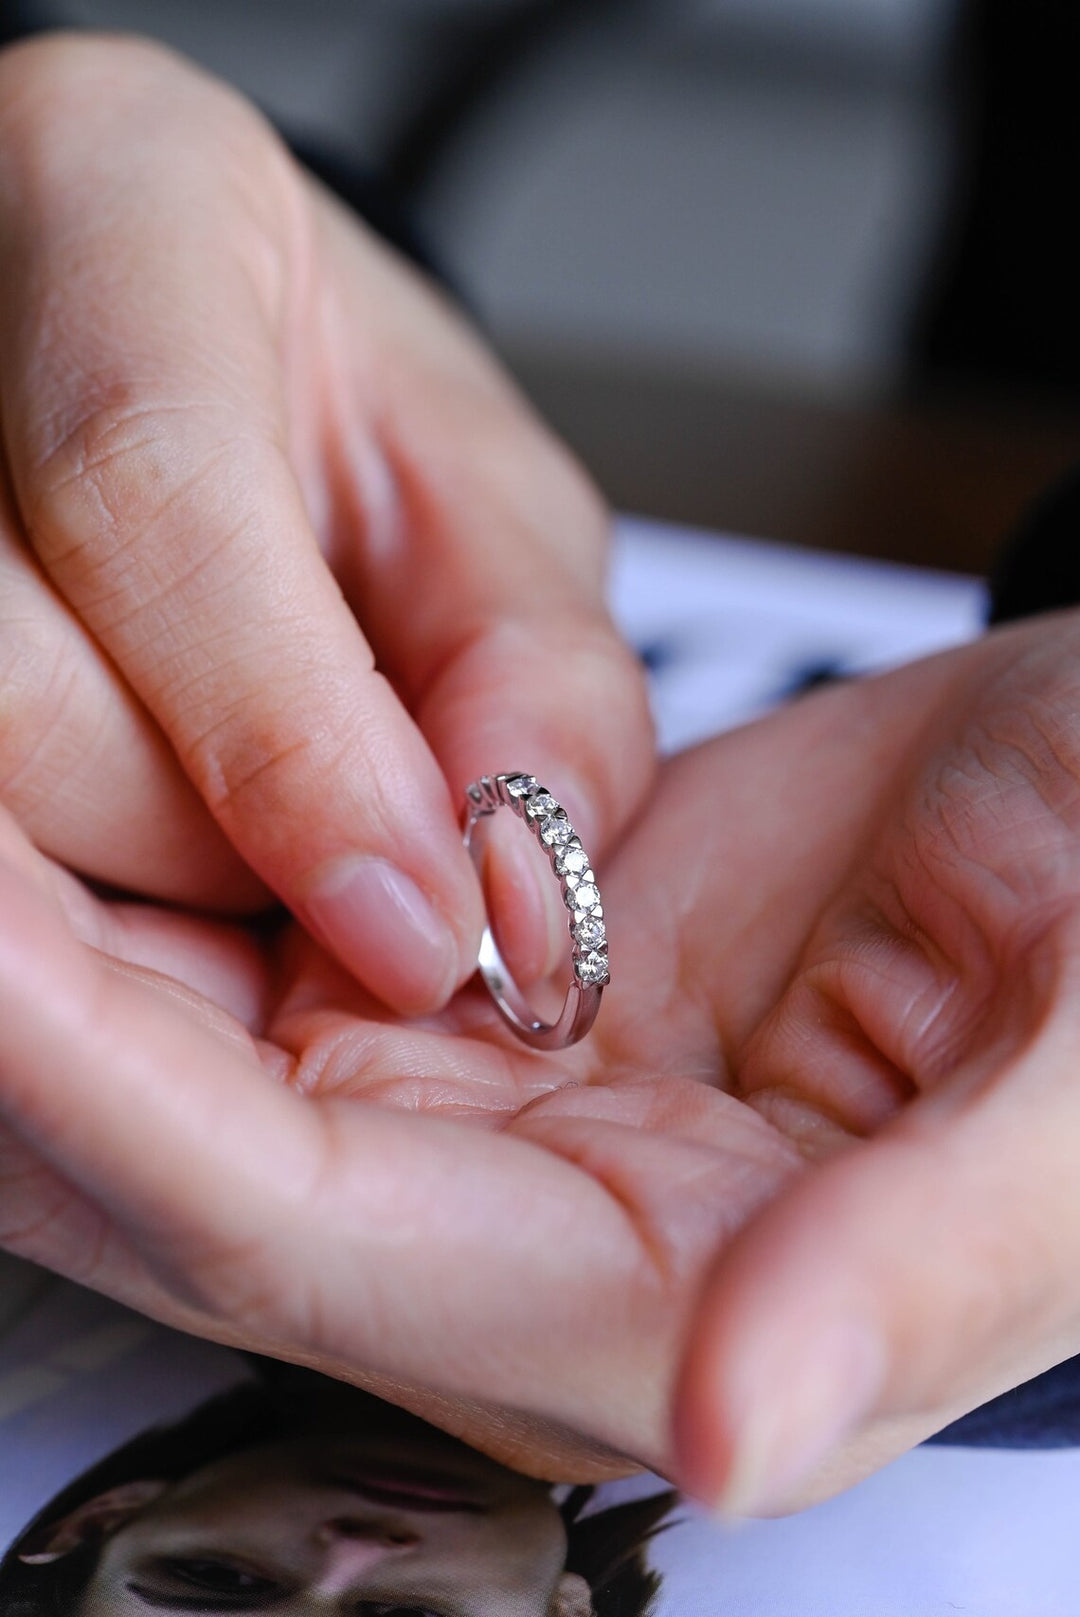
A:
[0, 36, 481, 1011]
[0, 803, 272, 1029]
[0, 843, 670, 1464]
[0, 493, 265, 907]
[311, 188, 655, 978]
[675, 954, 1080, 1516]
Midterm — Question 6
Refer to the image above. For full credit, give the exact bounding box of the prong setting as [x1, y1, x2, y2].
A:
[463, 773, 610, 1048]
[497, 774, 609, 988]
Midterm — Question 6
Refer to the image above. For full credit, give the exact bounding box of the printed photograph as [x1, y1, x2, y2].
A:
[1, 1345, 678, 1617]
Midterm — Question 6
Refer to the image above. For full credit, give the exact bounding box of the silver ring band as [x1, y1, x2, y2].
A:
[463, 773, 609, 1050]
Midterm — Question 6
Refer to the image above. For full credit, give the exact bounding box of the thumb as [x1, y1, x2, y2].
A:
[674, 1000, 1080, 1516]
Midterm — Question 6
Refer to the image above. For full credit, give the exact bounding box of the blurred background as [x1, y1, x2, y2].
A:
[43, 0, 1080, 571]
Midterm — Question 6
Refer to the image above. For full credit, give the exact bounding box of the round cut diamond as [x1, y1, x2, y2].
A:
[574, 916, 605, 950]
[527, 792, 559, 820]
[575, 950, 609, 986]
[565, 880, 599, 912]
[540, 815, 573, 848]
[506, 774, 538, 799]
[556, 844, 590, 879]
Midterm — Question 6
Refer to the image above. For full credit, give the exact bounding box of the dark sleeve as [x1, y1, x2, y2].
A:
[987, 462, 1080, 625]
[0, 1, 58, 48]
[929, 1356, 1080, 1450]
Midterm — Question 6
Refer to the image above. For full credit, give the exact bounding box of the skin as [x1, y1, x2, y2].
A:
[7, 610, 1080, 1518]
[0, 32, 653, 1013]
[3, 24, 1080, 1525]
[68, 1422, 582, 1617]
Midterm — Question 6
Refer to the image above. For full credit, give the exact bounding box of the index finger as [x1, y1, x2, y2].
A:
[0, 36, 482, 1012]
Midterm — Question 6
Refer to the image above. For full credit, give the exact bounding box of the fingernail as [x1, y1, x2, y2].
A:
[717, 1320, 886, 1519]
[305, 856, 460, 1013]
[545, 766, 599, 851]
[489, 821, 567, 985]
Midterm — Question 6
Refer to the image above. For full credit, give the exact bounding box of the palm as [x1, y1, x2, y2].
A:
[5, 613, 1080, 1495]
[0, 774, 802, 1481]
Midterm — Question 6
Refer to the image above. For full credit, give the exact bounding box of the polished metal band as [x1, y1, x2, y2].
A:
[463, 773, 608, 1050]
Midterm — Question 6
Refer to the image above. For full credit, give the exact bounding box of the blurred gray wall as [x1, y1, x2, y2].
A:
[62, 0, 960, 397]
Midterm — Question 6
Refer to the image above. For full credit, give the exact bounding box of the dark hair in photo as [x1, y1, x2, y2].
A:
[0, 1361, 678, 1617]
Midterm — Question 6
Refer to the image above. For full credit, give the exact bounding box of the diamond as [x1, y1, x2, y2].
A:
[574, 916, 605, 950]
[575, 950, 609, 986]
[556, 843, 590, 879]
[526, 792, 559, 820]
[540, 815, 573, 848]
[565, 880, 599, 912]
[505, 774, 538, 799]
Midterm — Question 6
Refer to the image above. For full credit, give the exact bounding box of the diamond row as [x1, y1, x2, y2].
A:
[502, 773, 609, 987]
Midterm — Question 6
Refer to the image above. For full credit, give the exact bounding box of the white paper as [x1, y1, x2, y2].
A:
[611, 515, 987, 751]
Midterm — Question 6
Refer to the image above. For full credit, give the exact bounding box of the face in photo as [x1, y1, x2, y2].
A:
[1, 1362, 677, 1617]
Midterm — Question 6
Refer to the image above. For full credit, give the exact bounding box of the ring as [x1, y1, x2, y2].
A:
[463, 773, 609, 1050]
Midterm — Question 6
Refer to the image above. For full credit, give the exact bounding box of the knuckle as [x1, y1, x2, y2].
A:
[912, 721, 1080, 934]
[25, 393, 252, 609]
[894, 632, 1080, 954]
[29, 391, 175, 556]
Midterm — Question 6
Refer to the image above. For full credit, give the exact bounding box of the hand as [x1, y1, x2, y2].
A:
[0, 33, 651, 1013]
[0, 796, 801, 1482]
[675, 606, 1080, 1514]
[6, 608, 1078, 1505]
